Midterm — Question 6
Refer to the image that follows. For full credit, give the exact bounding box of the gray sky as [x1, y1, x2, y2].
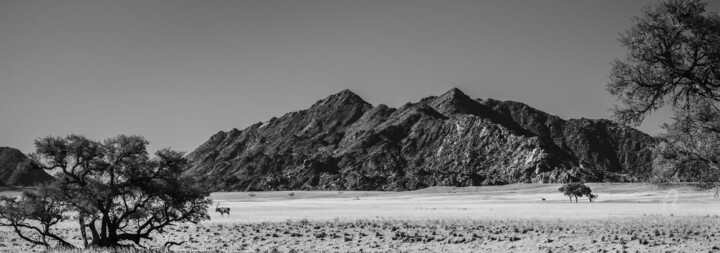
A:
[2, 0, 718, 155]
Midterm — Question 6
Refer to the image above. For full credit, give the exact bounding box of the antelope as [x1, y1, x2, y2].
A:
[215, 202, 230, 216]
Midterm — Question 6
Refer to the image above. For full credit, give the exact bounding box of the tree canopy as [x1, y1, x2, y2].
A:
[0, 134, 211, 249]
[608, 0, 720, 125]
[558, 183, 594, 203]
[653, 100, 720, 187]
[607, 0, 720, 193]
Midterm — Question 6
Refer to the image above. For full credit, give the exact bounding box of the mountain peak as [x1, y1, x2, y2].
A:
[440, 87, 467, 98]
[186, 88, 657, 191]
[330, 89, 359, 97]
[317, 89, 369, 107]
[424, 88, 475, 115]
[436, 88, 473, 104]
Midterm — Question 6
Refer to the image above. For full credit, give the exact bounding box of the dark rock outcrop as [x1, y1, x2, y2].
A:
[186, 88, 657, 191]
[0, 147, 54, 186]
[479, 99, 657, 182]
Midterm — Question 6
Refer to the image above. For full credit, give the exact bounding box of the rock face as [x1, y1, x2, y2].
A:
[0, 147, 54, 186]
[186, 88, 656, 191]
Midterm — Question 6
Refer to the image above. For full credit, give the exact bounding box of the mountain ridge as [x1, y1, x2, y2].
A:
[0, 147, 55, 186]
[186, 88, 657, 191]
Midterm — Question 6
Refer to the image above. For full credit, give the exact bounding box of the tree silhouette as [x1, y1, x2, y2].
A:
[608, 0, 720, 125]
[558, 183, 594, 203]
[0, 135, 211, 249]
[607, 0, 720, 193]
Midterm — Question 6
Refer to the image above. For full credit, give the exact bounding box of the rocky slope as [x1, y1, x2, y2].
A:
[186, 88, 657, 191]
[0, 147, 54, 186]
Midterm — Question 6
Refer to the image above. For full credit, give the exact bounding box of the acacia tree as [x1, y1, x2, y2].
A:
[607, 0, 720, 193]
[558, 183, 594, 203]
[654, 100, 720, 194]
[0, 135, 211, 249]
[0, 188, 72, 247]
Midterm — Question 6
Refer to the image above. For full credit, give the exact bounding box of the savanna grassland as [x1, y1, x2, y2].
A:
[1, 183, 720, 252]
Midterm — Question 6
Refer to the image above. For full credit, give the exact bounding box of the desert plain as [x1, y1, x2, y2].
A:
[1, 183, 720, 252]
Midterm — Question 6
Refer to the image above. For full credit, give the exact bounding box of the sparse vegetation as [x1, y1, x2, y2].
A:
[558, 183, 594, 203]
[2, 216, 718, 252]
[40, 248, 173, 253]
[1, 183, 718, 252]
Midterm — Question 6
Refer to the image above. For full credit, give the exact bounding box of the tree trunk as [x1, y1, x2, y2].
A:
[89, 219, 100, 245]
[100, 215, 107, 241]
[79, 216, 88, 248]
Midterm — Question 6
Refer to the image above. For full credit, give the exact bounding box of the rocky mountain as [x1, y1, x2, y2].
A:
[186, 88, 657, 191]
[0, 147, 54, 186]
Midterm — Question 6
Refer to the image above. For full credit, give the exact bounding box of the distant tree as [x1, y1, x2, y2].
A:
[607, 0, 720, 193]
[558, 183, 594, 203]
[559, 183, 579, 203]
[573, 184, 594, 203]
[0, 135, 211, 249]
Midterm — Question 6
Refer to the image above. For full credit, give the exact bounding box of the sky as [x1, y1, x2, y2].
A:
[2, 0, 719, 155]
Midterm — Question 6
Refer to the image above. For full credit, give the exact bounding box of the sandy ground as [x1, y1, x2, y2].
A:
[208, 183, 720, 223]
[1, 183, 719, 252]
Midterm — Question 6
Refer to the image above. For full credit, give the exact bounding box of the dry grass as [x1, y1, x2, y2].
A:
[43, 249, 171, 253]
[11, 216, 716, 253]
[4, 216, 718, 253]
